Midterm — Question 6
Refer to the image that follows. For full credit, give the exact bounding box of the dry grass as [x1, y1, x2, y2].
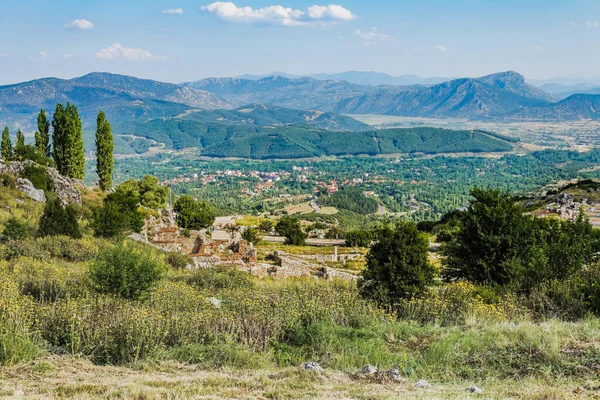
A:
[1, 356, 595, 399]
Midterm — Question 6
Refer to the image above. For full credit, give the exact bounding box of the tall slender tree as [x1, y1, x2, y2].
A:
[15, 129, 25, 152]
[95, 111, 114, 191]
[36, 109, 51, 157]
[52, 103, 85, 179]
[1, 127, 12, 162]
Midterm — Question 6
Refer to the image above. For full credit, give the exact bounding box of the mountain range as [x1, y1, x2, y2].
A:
[235, 71, 452, 86]
[2, 70, 600, 156]
[188, 71, 568, 119]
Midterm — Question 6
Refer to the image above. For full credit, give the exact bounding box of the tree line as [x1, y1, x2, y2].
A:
[1, 104, 114, 191]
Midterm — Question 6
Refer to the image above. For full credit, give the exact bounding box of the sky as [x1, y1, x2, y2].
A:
[0, 0, 599, 85]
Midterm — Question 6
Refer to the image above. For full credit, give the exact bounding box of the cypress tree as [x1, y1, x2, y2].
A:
[38, 196, 82, 239]
[36, 109, 51, 156]
[15, 129, 25, 152]
[95, 111, 114, 191]
[52, 103, 85, 179]
[52, 104, 66, 173]
[1, 126, 12, 162]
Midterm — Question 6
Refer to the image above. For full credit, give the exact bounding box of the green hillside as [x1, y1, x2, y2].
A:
[199, 127, 515, 159]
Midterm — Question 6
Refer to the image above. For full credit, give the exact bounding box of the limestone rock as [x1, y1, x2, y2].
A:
[0, 160, 81, 205]
[413, 379, 431, 389]
[466, 386, 483, 394]
[207, 297, 222, 308]
[16, 178, 46, 202]
[301, 361, 323, 372]
[360, 365, 378, 375]
[385, 367, 405, 382]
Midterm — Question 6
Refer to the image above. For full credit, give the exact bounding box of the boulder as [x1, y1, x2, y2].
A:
[16, 178, 46, 202]
[301, 361, 323, 372]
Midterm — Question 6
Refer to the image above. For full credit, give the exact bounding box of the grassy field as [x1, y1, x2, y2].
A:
[2, 353, 599, 399]
[1, 187, 600, 399]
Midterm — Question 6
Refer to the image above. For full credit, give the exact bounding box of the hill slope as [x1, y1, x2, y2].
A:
[509, 94, 600, 120]
[0, 73, 229, 133]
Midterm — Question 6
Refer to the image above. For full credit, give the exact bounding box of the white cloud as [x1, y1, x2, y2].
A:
[307, 5, 355, 21]
[39, 52, 48, 60]
[63, 19, 94, 30]
[162, 8, 183, 14]
[0, 53, 7, 58]
[570, 22, 577, 26]
[201, 2, 355, 26]
[435, 45, 448, 52]
[96, 43, 165, 61]
[586, 21, 599, 28]
[63, 54, 73, 59]
[355, 28, 389, 46]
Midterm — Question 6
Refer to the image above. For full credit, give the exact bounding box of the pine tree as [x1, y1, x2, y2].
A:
[36, 109, 51, 156]
[95, 111, 114, 191]
[52, 103, 85, 179]
[1, 126, 12, 162]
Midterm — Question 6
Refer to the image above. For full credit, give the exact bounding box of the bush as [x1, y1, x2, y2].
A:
[88, 243, 168, 300]
[360, 223, 436, 304]
[441, 187, 597, 292]
[174, 195, 216, 230]
[258, 219, 274, 233]
[22, 163, 53, 192]
[166, 251, 194, 270]
[0, 172, 16, 188]
[38, 197, 82, 239]
[275, 216, 307, 246]
[345, 229, 372, 247]
[0, 274, 40, 365]
[14, 145, 53, 166]
[241, 226, 262, 244]
[1, 217, 30, 241]
[91, 186, 144, 238]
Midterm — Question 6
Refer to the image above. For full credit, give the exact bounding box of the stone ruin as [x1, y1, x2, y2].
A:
[142, 209, 257, 268]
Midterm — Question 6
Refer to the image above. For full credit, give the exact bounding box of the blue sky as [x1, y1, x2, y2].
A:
[0, 0, 598, 84]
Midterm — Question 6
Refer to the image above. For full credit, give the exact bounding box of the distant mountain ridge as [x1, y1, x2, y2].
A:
[235, 71, 452, 86]
[188, 71, 557, 119]
[0, 72, 230, 135]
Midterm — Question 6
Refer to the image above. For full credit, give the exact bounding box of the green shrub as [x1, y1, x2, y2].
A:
[185, 267, 255, 292]
[1, 217, 30, 241]
[37, 236, 101, 262]
[275, 217, 307, 246]
[165, 251, 194, 270]
[91, 186, 144, 238]
[360, 223, 436, 304]
[22, 164, 53, 192]
[38, 197, 82, 239]
[174, 195, 216, 230]
[241, 226, 262, 244]
[0, 274, 40, 365]
[0, 172, 16, 188]
[88, 243, 168, 300]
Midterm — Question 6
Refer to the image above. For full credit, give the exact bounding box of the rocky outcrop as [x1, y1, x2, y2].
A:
[0, 160, 82, 205]
[15, 178, 46, 202]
